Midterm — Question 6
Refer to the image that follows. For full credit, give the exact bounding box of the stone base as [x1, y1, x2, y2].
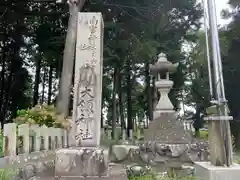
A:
[195, 162, 240, 180]
[55, 162, 127, 180]
[144, 113, 191, 143]
[55, 147, 109, 178]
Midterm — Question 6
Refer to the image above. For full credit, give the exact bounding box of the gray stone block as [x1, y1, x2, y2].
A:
[195, 161, 240, 180]
[22, 164, 36, 179]
[54, 163, 127, 180]
[144, 113, 191, 143]
[55, 147, 109, 178]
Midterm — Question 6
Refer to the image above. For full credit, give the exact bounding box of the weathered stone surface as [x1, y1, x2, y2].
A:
[37, 163, 127, 180]
[70, 12, 104, 147]
[126, 164, 152, 177]
[9, 159, 54, 180]
[181, 165, 195, 176]
[28, 177, 39, 180]
[150, 53, 178, 113]
[144, 113, 191, 144]
[55, 147, 109, 177]
[21, 164, 36, 179]
[195, 162, 240, 180]
[139, 142, 209, 164]
[111, 145, 139, 162]
[110, 142, 209, 168]
[35, 161, 46, 173]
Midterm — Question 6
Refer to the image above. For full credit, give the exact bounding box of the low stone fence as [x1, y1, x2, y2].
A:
[0, 123, 68, 179]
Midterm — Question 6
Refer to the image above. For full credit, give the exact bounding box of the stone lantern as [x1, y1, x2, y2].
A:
[144, 53, 191, 144]
[150, 53, 178, 114]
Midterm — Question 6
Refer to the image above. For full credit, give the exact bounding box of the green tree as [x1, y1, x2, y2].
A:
[87, 0, 202, 137]
[0, 0, 202, 138]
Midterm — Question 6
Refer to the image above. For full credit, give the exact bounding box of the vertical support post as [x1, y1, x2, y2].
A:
[3, 123, 17, 156]
[30, 125, 41, 152]
[40, 125, 49, 151]
[63, 129, 68, 148]
[49, 127, 56, 149]
[56, 128, 62, 148]
[107, 128, 111, 140]
[18, 124, 30, 154]
[206, 0, 233, 166]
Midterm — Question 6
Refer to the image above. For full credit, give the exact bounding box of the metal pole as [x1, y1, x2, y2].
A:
[206, 0, 222, 101]
[202, 0, 213, 98]
[206, 0, 233, 166]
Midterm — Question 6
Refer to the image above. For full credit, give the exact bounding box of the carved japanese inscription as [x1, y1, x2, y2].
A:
[75, 65, 96, 143]
[73, 13, 103, 147]
[78, 16, 98, 66]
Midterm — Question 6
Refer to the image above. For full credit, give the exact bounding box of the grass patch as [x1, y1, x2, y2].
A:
[190, 130, 208, 140]
[129, 175, 155, 180]
[129, 176, 196, 180]
[0, 131, 3, 157]
[234, 152, 240, 164]
[0, 168, 17, 180]
[199, 130, 208, 139]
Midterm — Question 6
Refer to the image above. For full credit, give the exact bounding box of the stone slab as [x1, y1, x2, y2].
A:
[195, 161, 240, 180]
[70, 12, 104, 147]
[55, 163, 127, 180]
[55, 147, 109, 177]
[37, 163, 127, 180]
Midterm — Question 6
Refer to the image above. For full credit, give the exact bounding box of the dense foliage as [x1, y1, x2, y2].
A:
[14, 104, 70, 129]
[0, 0, 240, 149]
[0, 0, 203, 138]
[182, 0, 240, 147]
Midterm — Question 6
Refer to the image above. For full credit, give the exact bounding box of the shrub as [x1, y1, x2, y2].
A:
[14, 104, 70, 129]
[199, 130, 208, 139]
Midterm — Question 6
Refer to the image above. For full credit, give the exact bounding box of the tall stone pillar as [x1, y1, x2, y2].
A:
[71, 12, 103, 147]
[55, 13, 127, 179]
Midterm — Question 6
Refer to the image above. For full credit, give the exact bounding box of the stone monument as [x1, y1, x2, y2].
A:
[144, 53, 190, 143]
[106, 54, 208, 173]
[142, 53, 196, 168]
[55, 12, 127, 179]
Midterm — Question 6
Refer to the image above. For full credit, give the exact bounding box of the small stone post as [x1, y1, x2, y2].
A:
[30, 125, 41, 152]
[40, 125, 49, 151]
[3, 123, 17, 156]
[18, 124, 30, 154]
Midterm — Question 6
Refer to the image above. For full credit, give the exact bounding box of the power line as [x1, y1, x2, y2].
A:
[88, 0, 163, 22]
[0, 8, 7, 20]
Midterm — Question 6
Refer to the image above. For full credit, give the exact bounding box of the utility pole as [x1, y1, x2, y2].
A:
[204, 0, 233, 166]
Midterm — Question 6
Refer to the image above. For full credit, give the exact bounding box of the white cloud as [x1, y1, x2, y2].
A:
[215, 0, 231, 25]
[199, 0, 231, 25]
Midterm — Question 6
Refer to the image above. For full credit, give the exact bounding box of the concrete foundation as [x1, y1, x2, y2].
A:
[195, 161, 240, 180]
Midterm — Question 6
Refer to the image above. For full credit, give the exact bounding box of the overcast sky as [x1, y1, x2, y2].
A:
[213, 0, 231, 24]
